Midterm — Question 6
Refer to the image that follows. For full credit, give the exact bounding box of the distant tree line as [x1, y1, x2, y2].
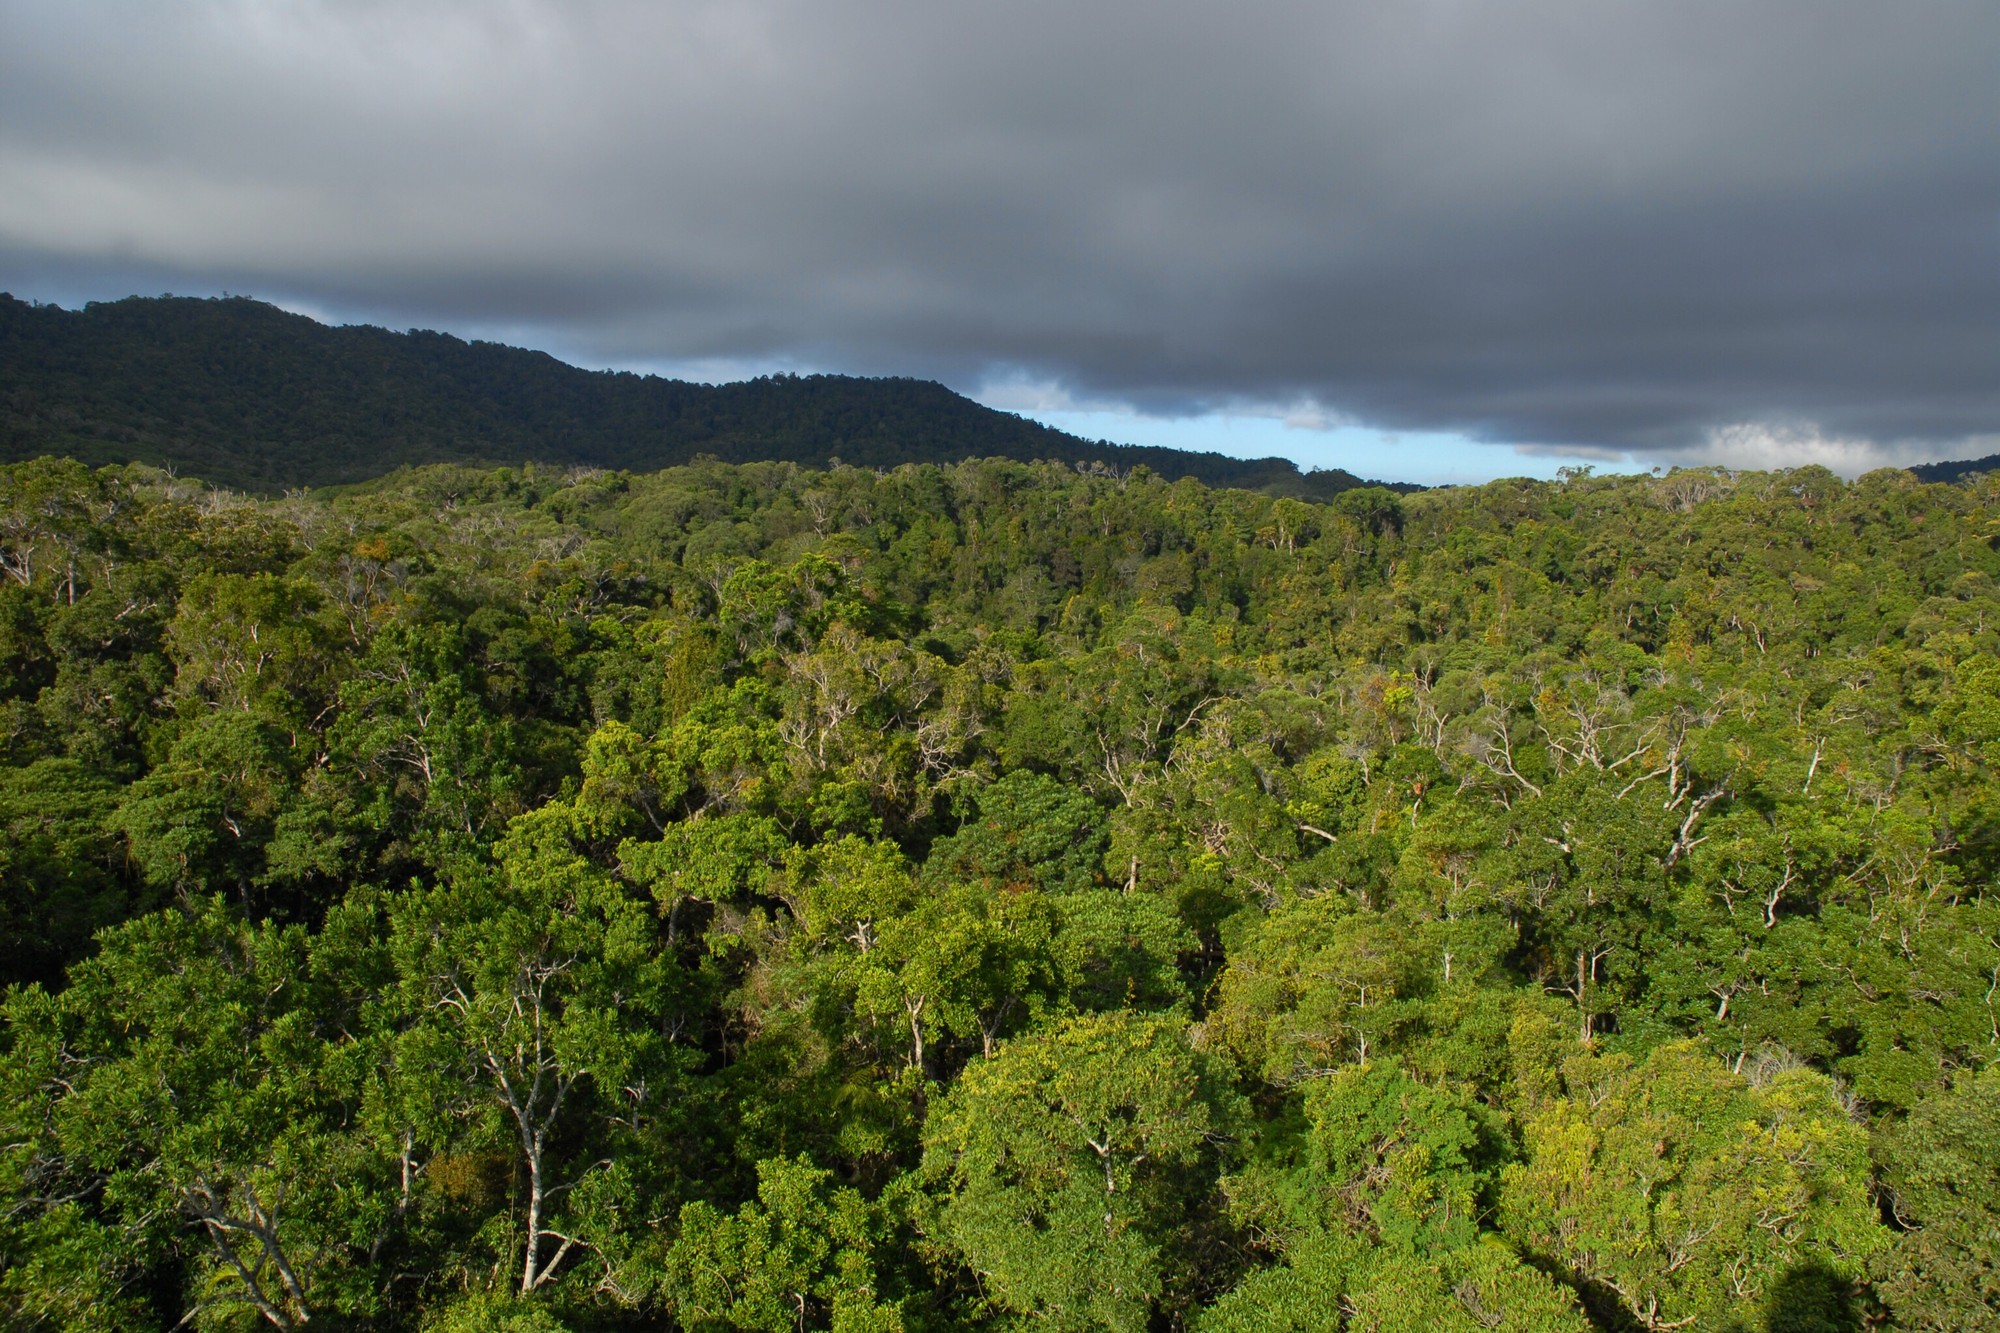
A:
[0, 295, 1394, 500]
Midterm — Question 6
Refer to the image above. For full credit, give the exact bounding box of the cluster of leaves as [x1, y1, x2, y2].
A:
[0, 452, 1995, 1331]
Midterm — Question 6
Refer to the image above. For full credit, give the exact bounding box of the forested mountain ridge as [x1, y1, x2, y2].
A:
[1907, 452, 2000, 485]
[0, 454, 1995, 1331]
[0, 294, 1398, 498]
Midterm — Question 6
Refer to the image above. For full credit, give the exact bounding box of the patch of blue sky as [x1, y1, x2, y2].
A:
[990, 402, 1626, 489]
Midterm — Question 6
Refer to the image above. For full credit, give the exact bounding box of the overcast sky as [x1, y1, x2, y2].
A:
[3, 1, 1996, 483]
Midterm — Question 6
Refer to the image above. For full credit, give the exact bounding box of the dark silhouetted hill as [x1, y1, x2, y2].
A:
[1908, 453, 2000, 485]
[0, 293, 1409, 497]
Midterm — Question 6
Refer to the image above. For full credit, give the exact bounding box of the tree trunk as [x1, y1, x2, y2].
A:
[1577, 949, 1592, 1044]
[906, 995, 926, 1076]
[520, 1129, 545, 1294]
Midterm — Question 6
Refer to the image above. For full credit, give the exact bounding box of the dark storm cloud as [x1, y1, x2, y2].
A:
[2, 0, 1996, 466]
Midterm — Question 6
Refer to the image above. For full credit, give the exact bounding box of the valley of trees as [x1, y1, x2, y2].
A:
[0, 453, 1995, 1331]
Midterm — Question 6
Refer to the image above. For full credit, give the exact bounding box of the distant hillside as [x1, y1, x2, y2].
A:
[0, 294, 1407, 498]
[1908, 452, 2000, 485]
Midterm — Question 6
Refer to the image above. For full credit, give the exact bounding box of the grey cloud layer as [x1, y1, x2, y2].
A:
[3, 0, 1996, 461]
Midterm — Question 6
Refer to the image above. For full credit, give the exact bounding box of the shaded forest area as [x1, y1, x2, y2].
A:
[0, 455, 1995, 1331]
[0, 295, 1393, 500]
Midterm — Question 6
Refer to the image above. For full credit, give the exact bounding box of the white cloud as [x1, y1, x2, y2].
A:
[1676, 423, 1997, 477]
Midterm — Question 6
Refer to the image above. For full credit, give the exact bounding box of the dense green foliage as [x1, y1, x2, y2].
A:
[0, 295, 1391, 500]
[0, 453, 1995, 1330]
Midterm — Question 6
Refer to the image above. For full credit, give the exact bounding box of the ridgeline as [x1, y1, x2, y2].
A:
[0, 293, 1404, 498]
